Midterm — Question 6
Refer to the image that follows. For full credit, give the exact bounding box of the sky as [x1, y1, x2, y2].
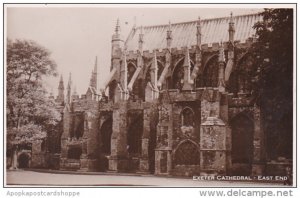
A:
[6, 5, 262, 96]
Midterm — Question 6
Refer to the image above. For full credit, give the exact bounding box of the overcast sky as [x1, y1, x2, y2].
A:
[6, 5, 262, 96]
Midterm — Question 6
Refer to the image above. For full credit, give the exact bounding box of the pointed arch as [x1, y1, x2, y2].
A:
[228, 53, 256, 95]
[200, 54, 219, 87]
[144, 60, 164, 84]
[180, 107, 195, 127]
[173, 139, 200, 165]
[171, 58, 194, 89]
[127, 62, 137, 83]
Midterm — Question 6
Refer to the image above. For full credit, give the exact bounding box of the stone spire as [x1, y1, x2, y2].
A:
[228, 12, 235, 43]
[66, 72, 72, 104]
[225, 12, 235, 83]
[218, 42, 226, 92]
[166, 21, 172, 49]
[191, 16, 202, 82]
[111, 18, 123, 71]
[196, 17, 202, 49]
[71, 85, 79, 101]
[89, 56, 98, 89]
[182, 47, 193, 90]
[57, 74, 65, 105]
[115, 18, 121, 35]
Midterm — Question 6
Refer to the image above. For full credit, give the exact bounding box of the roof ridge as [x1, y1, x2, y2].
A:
[135, 12, 261, 30]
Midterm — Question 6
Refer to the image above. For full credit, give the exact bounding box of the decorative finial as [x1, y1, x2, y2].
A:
[115, 18, 121, 34]
[229, 12, 234, 24]
[197, 16, 201, 25]
[168, 20, 172, 31]
[218, 41, 225, 63]
[94, 56, 98, 73]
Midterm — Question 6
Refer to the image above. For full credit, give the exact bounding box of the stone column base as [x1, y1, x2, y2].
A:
[252, 163, 265, 176]
[79, 158, 100, 172]
[108, 156, 129, 172]
[138, 158, 150, 174]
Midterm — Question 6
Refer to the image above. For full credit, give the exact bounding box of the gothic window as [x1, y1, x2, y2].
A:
[145, 62, 164, 85]
[181, 107, 195, 127]
[127, 63, 136, 83]
[174, 141, 200, 165]
[130, 79, 143, 101]
[228, 55, 255, 95]
[172, 59, 194, 89]
[202, 56, 218, 87]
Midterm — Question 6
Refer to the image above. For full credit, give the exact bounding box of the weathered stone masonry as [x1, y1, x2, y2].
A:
[52, 13, 282, 177]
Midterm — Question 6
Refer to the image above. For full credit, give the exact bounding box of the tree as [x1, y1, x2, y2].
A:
[251, 9, 293, 159]
[6, 39, 61, 168]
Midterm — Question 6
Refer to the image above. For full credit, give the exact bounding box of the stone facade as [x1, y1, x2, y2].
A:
[54, 13, 273, 177]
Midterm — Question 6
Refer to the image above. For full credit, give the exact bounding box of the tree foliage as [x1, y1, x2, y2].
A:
[6, 39, 61, 146]
[251, 9, 293, 159]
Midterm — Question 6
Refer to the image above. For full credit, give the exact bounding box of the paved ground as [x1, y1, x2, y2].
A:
[6, 170, 285, 187]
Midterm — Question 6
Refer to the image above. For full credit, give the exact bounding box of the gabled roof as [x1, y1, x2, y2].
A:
[125, 13, 262, 51]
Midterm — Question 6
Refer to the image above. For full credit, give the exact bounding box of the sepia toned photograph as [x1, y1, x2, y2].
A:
[4, 4, 295, 188]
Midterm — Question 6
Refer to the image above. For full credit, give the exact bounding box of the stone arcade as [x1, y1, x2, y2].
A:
[55, 13, 266, 176]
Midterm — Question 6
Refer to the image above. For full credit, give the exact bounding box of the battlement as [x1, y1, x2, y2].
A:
[125, 41, 252, 60]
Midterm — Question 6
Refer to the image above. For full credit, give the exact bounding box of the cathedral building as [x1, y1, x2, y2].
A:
[55, 12, 271, 176]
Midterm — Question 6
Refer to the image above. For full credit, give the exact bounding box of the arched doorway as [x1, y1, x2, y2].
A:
[18, 153, 30, 168]
[99, 117, 113, 171]
[230, 113, 254, 175]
